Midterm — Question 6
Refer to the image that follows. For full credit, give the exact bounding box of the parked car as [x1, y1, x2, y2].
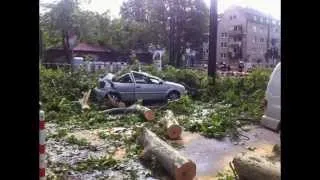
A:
[261, 62, 281, 131]
[94, 71, 187, 104]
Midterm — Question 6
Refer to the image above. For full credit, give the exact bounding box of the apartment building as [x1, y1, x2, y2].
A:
[202, 6, 280, 67]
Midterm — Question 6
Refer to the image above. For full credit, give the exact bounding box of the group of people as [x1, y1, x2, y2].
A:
[218, 61, 254, 72]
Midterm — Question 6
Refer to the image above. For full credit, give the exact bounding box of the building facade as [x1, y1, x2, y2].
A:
[202, 6, 280, 67]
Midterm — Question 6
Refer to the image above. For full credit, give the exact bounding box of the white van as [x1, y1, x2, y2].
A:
[261, 63, 281, 131]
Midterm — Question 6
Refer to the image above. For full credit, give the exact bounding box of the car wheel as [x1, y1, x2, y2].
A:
[167, 91, 180, 101]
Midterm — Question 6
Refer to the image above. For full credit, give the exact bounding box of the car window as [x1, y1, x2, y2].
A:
[133, 72, 150, 84]
[149, 77, 160, 84]
[118, 74, 133, 83]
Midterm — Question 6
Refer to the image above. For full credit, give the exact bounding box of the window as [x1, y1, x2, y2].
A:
[221, 42, 227, 47]
[133, 72, 149, 84]
[253, 26, 257, 32]
[221, 53, 226, 58]
[254, 16, 257, 21]
[117, 74, 132, 83]
[221, 32, 227, 37]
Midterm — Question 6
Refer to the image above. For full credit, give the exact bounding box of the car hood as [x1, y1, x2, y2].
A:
[164, 81, 185, 89]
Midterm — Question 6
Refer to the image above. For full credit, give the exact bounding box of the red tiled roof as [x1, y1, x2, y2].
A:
[72, 43, 110, 52]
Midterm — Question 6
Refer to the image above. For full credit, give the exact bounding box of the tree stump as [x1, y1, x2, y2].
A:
[139, 128, 196, 180]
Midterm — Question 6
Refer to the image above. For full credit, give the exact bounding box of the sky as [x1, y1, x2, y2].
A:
[40, 0, 280, 20]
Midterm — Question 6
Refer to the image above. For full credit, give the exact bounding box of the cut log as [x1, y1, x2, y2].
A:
[232, 152, 280, 180]
[161, 110, 182, 139]
[139, 128, 196, 180]
[102, 104, 154, 121]
[79, 89, 91, 110]
[130, 104, 155, 121]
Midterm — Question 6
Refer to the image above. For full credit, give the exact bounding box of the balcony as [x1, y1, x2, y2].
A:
[228, 29, 246, 36]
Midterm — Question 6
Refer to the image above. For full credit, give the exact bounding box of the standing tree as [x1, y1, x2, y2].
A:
[120, 0, 209, 67]
[40, 0, 80, 68]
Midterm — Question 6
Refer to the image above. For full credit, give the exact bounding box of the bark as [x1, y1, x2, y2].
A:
[79, 89, 91, 110]
[102, 104, 155, 121]
[232, 152, 280, 180]
[139, 128, 196, 180]
[161, 110, 182, 139]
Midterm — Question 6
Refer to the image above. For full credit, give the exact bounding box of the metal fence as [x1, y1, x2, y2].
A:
[41, 62, 129, 73]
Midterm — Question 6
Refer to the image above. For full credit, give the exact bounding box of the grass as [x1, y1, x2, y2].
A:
[72, 156, 118, 172]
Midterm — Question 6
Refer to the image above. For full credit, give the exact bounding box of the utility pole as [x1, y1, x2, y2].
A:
[208, 0, 218, 78]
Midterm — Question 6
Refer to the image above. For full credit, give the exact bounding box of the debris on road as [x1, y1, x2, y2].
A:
[139, 128, 196, 180]
[232, 152, 280, 180]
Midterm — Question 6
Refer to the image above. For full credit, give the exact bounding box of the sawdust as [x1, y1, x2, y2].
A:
[171, 131, 202, 145]
[67, 129, 109, 147]
[113, 148, 126, 160]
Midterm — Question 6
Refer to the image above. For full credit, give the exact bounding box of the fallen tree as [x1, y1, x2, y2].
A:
[102, 104, 155, 121]
[106, 94, 126, 108]
[161, 110, 182, 139]
[79, 89, 91, 110]
[232, 152, 280, 180]
[138, 128, 196, 180]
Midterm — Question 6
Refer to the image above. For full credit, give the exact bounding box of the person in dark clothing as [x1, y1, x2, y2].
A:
[227, 65, 231, 71]
[238, 62, 244, 72]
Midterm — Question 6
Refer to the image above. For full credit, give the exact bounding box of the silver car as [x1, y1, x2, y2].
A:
[94, 71, 187, 103]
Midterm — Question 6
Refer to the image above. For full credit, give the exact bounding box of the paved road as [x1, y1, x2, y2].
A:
[173, 125, 280, 178]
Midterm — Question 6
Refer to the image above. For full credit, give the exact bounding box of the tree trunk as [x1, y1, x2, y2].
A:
[106, 94, 126, 108]
[208, 0, 218, 77]
[102, 104, 155, 121]
[139, 128, 196, 180]
[130, 104, 155, 121]
[62, 30, 72, 69]
[161, 110, 182, 139]
[79, 89, 91, 110]
[232, 152, 280, 180]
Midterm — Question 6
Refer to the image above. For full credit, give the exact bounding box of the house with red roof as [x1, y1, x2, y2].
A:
[44, 42, 152, 65]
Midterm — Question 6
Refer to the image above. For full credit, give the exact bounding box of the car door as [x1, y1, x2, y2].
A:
[112, 73, 135, 101]
[265, 64, 281, 120]
[132, 72, 165, 100]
